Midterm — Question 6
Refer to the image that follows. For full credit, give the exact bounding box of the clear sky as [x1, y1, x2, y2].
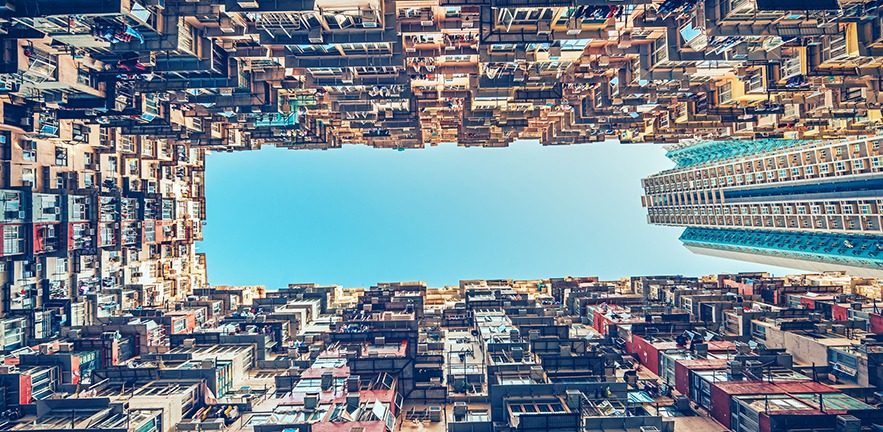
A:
[199, 140, 798, 288]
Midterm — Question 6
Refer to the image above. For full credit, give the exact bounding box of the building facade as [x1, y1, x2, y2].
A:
[643, 135, 883, 276]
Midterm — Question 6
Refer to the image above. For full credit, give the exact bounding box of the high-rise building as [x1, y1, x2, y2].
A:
[642, 135, 883, 277]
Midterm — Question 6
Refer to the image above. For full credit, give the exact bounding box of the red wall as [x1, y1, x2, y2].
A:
[67, 222, 75, 251]
[759, 413, 771, 432]
[631, 336, 660, 375]
[870, 313, 883, 333]
[831, 304, 849, 321]
[32, 224, 44, 253]
[724, 279, 755, 296]
[185, 312, 196, 332]
[593, 311, 611, 335]
[71, 356, 80, 385]
[675, 361, 690, 396]
[710, 383, 731, 428]
[800, 297, 816, 309]
[19, 375, 32, 405]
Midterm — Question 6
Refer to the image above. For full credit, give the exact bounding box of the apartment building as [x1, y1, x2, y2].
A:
[643, 135, 883, 277]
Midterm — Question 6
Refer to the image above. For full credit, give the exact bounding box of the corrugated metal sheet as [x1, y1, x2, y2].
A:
[708, 341, 736, 352]
[775, 381, 838, 394]
[677, 358, 729, 370]
[713, 381, 789, 396]
[711, 380, 837, 396]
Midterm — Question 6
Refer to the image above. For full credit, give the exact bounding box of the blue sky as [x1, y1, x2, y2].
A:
[199, 140, 797, 288]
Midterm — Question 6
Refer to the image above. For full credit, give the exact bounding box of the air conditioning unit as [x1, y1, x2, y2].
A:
[361, 10, 377, 27]
[549, 46, 562, 58]
[308, 28, 323, 44]
[537, 21, 551, 35]
[236, 0, 259, 8]
[566, 18, 582, 35]
[341, 69, 354, 84]
[304, 393, 319, 410]
[219, 16, 235, 33]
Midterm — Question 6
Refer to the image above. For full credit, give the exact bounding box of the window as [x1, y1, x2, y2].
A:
[718, 82, 733, 104]
[55, 147, 67, 166]
[861, 205, 871, 215]
[751, 323, 766, 340]
[3, 225, 24, 254]
[72, 124, 89, 142]
[177, 17, 195, 53]
[22, 168, 35, 184]
[467, 410, 489, 422]
[54, 258, 67, 276]
[21, 140, 37, 161]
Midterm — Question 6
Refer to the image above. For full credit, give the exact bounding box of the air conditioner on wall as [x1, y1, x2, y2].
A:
[361, 10, 378, 27]
[566, 18, 582, 35]
[308, 28, 323, 44]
